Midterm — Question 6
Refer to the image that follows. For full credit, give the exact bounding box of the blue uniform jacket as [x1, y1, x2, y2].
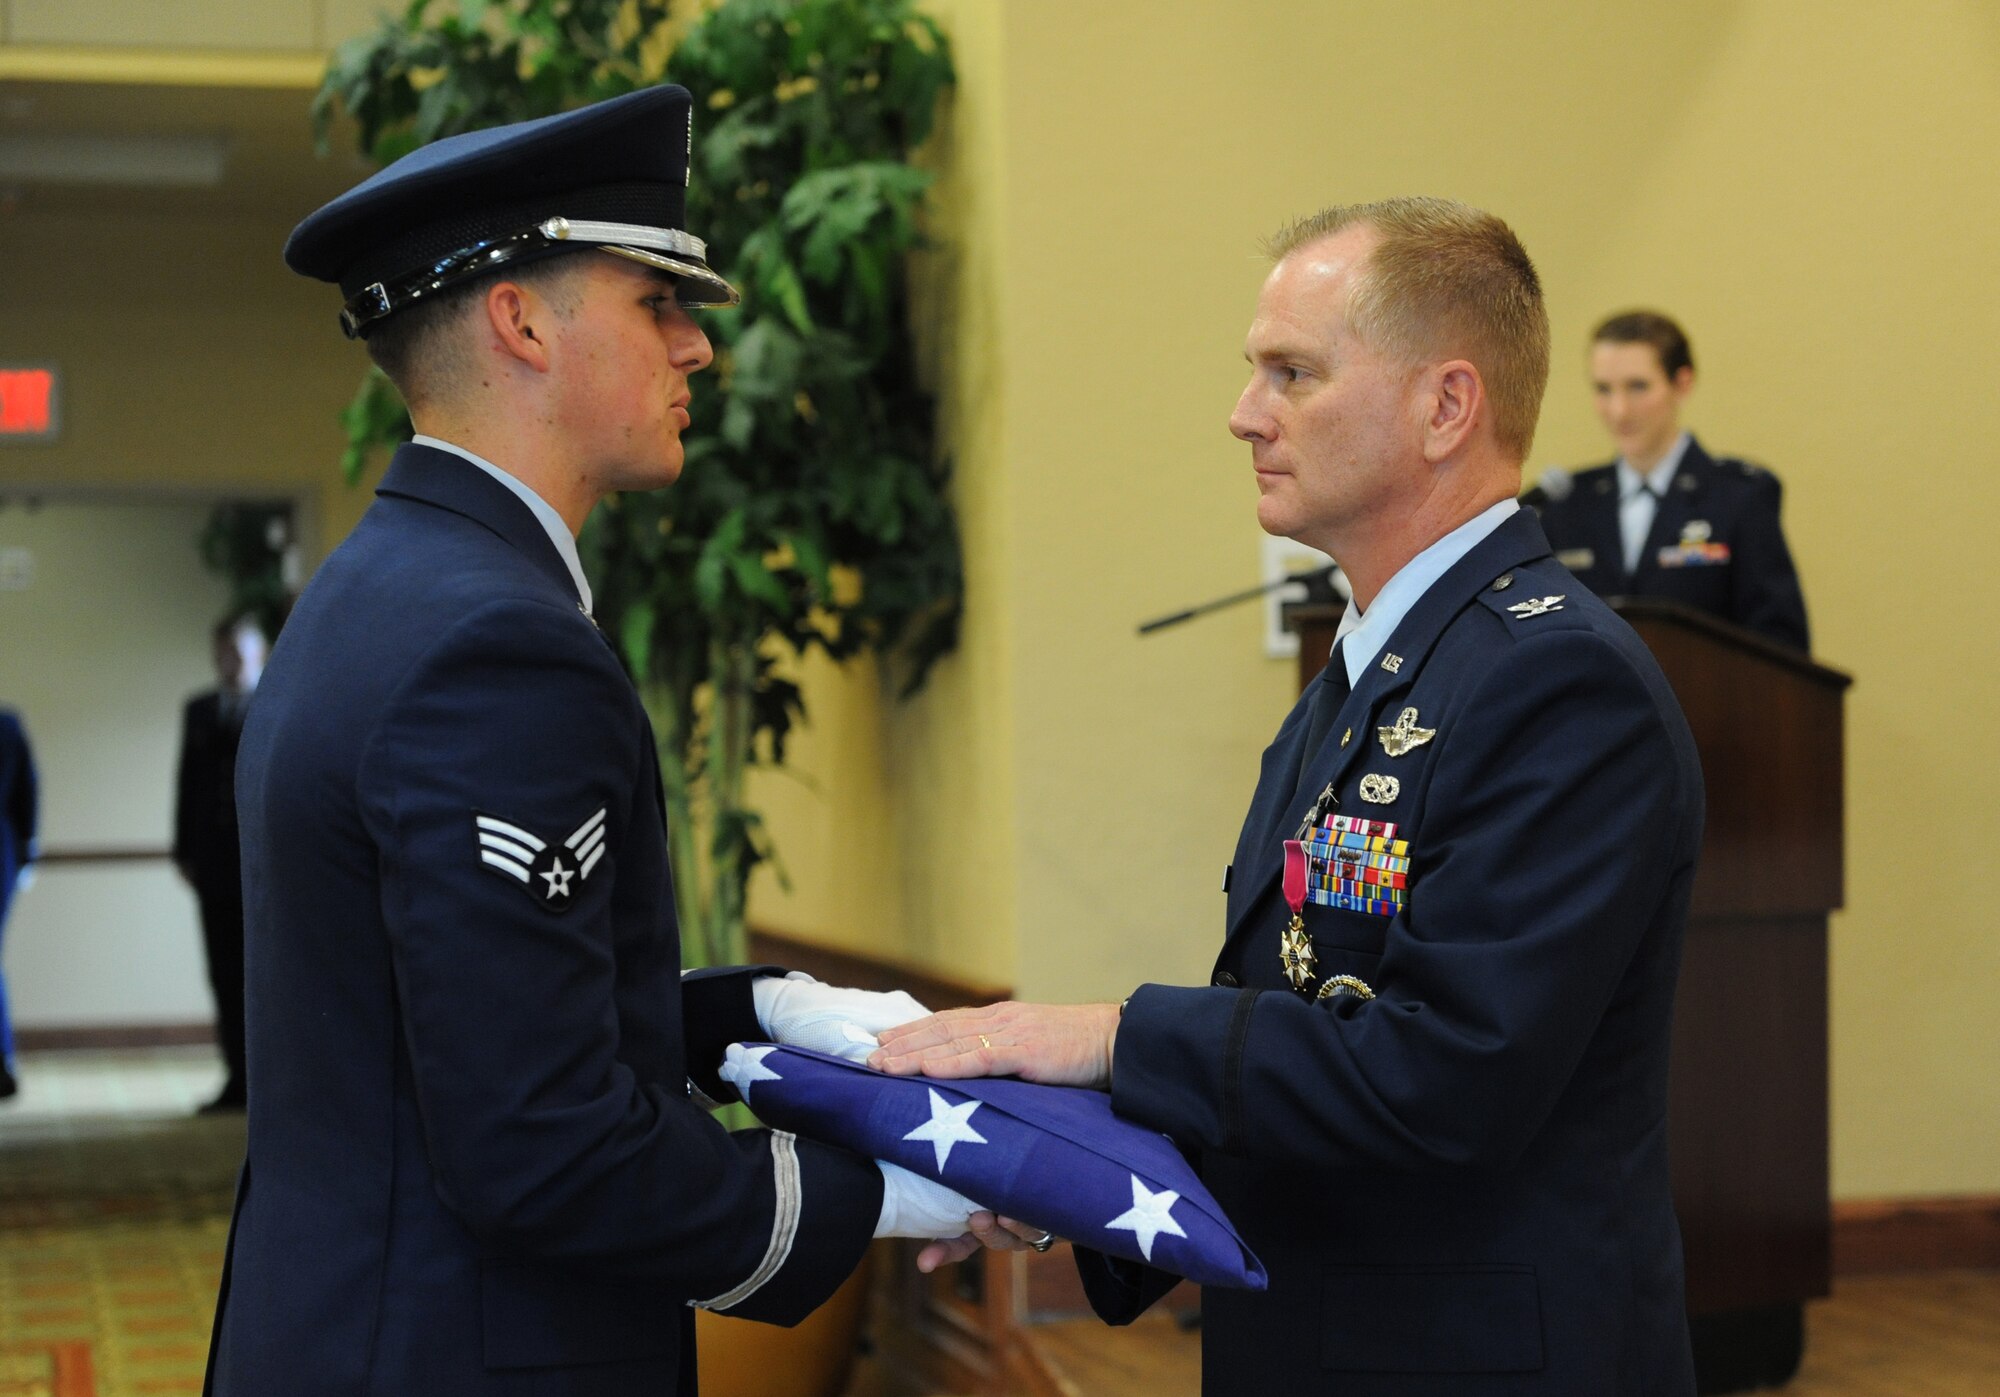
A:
[1084, 510, 1703, 1395]
[0, 708, 33, 892]
[205, 444, 882, 1396]
[1538, 435, 1810, 651]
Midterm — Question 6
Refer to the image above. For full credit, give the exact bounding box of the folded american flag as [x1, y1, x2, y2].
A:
[720, 1043, 1267, 1290]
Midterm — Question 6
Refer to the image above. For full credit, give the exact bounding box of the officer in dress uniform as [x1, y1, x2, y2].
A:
[204, 87, 1035, 1397]
[1535, 311, 1810, 651]
[876, 199, 1705, 1395]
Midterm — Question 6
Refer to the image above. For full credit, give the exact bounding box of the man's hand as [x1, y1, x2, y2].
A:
[752, 973, 930, 1063]
[868, 1001, 1121, 1090]
[914, 1213, 1055, 1274]
[873, 1161, 1052, 1270]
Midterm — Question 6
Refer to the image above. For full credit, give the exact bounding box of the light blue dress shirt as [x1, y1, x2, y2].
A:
[1332, 498, 1520, 687]
[1615, 432, 1691, 576]
[412, 434, 594, 615]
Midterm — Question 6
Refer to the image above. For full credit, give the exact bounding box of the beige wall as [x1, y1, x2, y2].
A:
[2, 0, 384, 51]
[748, 0, 2000, 1202]
[0, 500, 231, 1027]
[0, 205, 378, 547]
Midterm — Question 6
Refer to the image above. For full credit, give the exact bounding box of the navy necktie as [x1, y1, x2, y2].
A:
[1296, 640, 1350, 789]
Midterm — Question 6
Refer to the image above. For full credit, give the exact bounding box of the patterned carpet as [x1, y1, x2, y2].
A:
[0, 1054, 241, 1397]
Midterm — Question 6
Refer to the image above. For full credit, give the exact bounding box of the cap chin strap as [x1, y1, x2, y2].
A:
[339, 214, 738, 338]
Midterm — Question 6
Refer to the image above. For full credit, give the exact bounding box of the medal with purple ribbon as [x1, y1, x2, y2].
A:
[1279, 838, 1316, 991]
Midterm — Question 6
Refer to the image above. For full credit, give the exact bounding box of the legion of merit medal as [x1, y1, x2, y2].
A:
[1279, 839, 1316, 992]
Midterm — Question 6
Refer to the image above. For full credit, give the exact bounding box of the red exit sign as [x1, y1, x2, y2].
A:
[0, 366, 60, 441]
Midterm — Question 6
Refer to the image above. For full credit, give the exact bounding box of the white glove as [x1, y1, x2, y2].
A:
[751, 972, 930, 1063]
[874, 1160, 980, 1239]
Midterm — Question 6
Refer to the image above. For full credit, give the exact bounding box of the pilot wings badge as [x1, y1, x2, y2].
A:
[474, 807, 609, 912]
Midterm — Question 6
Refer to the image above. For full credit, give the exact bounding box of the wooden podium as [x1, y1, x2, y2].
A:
[1284, 597, 1852, 1381]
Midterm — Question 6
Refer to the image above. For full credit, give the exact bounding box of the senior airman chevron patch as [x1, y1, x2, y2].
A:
[474, 807, 608, 911]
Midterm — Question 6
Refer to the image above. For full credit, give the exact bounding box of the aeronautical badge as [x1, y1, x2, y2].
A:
[1376, 707, 1435, 758]
[473, 807, 609, 911]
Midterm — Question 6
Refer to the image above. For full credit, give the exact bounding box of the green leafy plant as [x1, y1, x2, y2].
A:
[316, 0, 961, 968]
[197, 501, 295, 639]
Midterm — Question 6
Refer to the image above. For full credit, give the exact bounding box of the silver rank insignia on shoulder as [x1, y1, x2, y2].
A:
[1377, 707, 1436, 757]
[474, 807, 609, 912]
[1507, 595, 1566, 619]
[1359, 773, 1400, 804]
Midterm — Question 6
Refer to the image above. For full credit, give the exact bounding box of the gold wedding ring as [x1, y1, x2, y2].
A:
[978, 1034, 993, 1049]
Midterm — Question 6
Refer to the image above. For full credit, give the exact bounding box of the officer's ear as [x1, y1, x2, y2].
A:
[1419, 358, 1485, 464]
[483, 280, 553, 373]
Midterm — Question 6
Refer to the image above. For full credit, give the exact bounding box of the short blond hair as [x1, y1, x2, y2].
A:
[1267, 197, 1550, 461]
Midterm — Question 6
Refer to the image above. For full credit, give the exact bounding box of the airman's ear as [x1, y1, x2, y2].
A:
[484, 281, 552, 373]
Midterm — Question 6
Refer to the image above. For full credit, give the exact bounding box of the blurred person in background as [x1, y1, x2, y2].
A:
[1536, 311, 1809, 650]
[173, 617, 265, 1114]
[0, 705, 35, 1100]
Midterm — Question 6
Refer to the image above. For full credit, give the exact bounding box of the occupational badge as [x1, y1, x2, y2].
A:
[1358, 773, 1400, 805]
[474, 806, 609, 911]
[1376, 707, 1436, 758]
[1506, 595, 1566, 619]
[1315, 975, 1376, 1003]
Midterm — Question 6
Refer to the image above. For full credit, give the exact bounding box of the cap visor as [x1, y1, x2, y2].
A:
[604, 245, 739, 307]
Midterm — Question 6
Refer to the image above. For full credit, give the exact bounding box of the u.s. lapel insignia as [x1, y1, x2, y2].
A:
[1376, 707, 1436, 758]
[1507, 595, 1566, 619]
[1381, 653, 1403, 674]
[1358, 773, 1400, 804]
[1678, 473, 1698, 493]
[474, 806, 609, 911]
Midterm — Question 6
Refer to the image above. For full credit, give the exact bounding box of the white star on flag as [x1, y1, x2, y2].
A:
[717, 1044, 783, 1102]
[900, 1088, 988, 1172]
[1104, 1174, 1187, 1262]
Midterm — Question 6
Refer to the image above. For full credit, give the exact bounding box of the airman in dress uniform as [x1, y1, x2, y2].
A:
[203, 86, 1033, 1397]
[1536, 311, 1810, 651]
[876, 199, 1705, 1395]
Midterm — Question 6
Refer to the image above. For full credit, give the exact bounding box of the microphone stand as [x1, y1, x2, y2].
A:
[1137, 563, 1340, 636]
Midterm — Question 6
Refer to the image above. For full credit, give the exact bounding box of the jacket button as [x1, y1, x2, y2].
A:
[1212, 971, 1240, 988]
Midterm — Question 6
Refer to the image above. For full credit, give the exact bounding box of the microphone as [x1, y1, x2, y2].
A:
[1137, 563, 1340, 636]
[1519, 466, 1574, 509]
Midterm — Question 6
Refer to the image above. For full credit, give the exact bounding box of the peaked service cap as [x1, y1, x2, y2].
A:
[720, 1043, 1268, 1291]
[285, 85, 737, 339]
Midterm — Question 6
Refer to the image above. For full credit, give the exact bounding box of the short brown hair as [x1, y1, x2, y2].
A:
[1592, 310, 1693, 380]
[363, 255, 587, 410]
[1267, 197, 1551, 461]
